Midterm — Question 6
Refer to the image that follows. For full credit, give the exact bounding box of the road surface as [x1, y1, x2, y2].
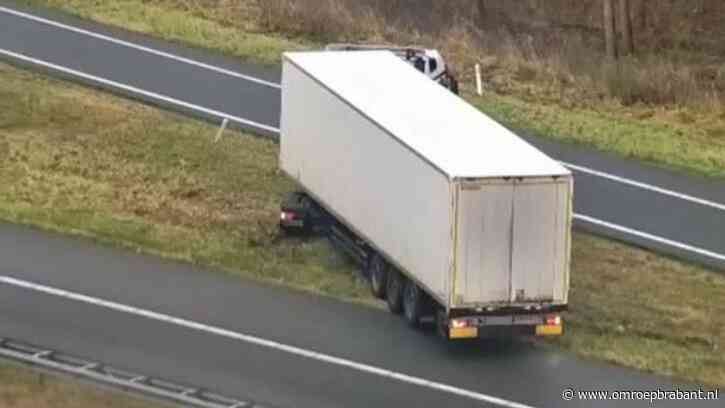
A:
[0, 222, 719, 408]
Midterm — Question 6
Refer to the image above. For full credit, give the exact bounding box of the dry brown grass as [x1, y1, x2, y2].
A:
[0, 363, 161, 408]
[89, 0, 707, 116]
[256, 0, 387, 41]
[250, 0, 725, 111]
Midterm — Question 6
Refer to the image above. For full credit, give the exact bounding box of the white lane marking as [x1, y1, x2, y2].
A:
[0, 276, 535, 408]
[574, 214, 725, 263]
[564, 162, 725, 212]
[0, 48, 280, 134]
[0, 5, 281, 90]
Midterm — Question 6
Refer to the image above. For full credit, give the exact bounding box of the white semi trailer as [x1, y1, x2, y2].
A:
[279, 51, 573, 340]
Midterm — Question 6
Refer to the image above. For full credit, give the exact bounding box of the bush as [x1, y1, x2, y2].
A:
[599, 57, 702, 107]
[255, 0, 384, 41]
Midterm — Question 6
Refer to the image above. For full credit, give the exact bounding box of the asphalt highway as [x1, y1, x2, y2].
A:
[1, 222, 720, 408]
[0, 1, 722, 270]
[0, 2, 723, 407]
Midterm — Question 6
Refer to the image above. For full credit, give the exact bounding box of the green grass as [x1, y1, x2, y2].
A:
[18, 0, 725, 178]
[0, 362, 163, 408]
[0, 60, 724, 387]
[562, 234, 725, 387]
[473, 91, 725, 177]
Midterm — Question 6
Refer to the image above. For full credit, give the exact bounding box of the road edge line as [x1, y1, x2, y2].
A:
[0, 5, 281, 89]
[574, 213, 725, 263]
[0, 276, 536, 408]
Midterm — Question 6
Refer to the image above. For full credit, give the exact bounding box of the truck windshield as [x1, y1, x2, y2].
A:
[414, 57, 425, 73]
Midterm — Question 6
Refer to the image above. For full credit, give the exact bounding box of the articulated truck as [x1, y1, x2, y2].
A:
[279, 51, 573, 340]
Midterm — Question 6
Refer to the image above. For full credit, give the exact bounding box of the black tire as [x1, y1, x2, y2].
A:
[386, 269, 404, 314]
[299, 195, 316, 234]
[368, 254, 387, 299]
[403, 279, 424, 328]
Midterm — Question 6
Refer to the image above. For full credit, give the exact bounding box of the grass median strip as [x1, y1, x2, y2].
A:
[0, 362, 164, 408]
[17, 0, 725, 178]
[0, 62, 723, 387]
[0, 62, 366, 301]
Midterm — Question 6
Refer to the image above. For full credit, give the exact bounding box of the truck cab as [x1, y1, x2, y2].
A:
[325, 44, 459, 95]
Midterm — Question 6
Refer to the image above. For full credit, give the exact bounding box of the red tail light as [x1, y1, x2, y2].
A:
[280, 211, 297, 221]
[451, 318, 478, 328]
[546, 315, 562, 326]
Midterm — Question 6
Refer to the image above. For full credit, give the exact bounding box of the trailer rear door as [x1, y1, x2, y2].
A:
[454, 178, 570, 306]
[456, 182, 513, 304]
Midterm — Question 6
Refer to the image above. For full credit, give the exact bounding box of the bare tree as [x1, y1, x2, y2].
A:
[603, 0, 618, 59]
[619, 0, 634, 55]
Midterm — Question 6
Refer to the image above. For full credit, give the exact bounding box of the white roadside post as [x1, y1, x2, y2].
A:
[475, 64, 483, 96]
[214, 118, 229, 143]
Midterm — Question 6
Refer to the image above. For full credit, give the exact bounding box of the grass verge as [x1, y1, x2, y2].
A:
[473, 92, 725, 177]
[0, 62, 723, 387]
[0, 362, 162, 408]
[17, 0, 725, 178]
[0, 62, 366, 300]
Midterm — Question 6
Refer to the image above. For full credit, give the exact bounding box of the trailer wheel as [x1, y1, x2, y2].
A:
[402, 280, 424, 328]
[368, 254, 387, 299]
[386, 269, 404, 314]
